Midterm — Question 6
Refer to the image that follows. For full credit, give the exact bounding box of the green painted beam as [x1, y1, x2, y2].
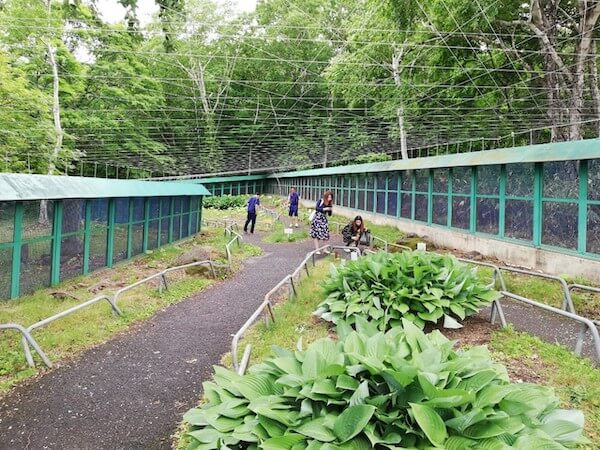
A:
[106, 199, 116, 267]
[83, 200, 92, 275]
[533, 163, 543, 247]
[270, 139, 600, 179]
[50, 201, 63, 286]
[578, 160, 588, 254]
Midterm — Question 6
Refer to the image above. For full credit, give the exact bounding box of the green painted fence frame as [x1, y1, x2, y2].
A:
[0, 195, 205, 300]
[273, 158, 599, 261]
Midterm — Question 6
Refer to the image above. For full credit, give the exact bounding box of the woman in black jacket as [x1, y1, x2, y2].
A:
[342, 215, 368, 251]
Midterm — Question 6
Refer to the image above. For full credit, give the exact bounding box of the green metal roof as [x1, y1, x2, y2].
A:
[0, 173, 211, 202]
[270, 139, 600, 178]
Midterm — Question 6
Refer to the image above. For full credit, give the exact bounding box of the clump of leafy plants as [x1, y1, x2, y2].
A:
[314, 251, 500, 330]
[184, 318, 585, 449]
[204, 195, 247, 210]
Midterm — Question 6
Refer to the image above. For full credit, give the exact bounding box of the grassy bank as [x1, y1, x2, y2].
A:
[490, 327, 600, 443]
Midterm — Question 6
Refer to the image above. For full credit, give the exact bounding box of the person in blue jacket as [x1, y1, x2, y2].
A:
[287, 187, 300, 228]
[310, 191, 333, 254]
[244, 193, 260, 234]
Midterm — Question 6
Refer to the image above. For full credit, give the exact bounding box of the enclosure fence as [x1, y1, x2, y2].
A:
[0, 196, 204, 300]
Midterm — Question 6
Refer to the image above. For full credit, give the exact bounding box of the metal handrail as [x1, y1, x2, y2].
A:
[4, 223, 240, 369]
[501, 291, 600, 361]
[1, 323, 53, 368]
[499, 266, 576, 314]
[568, 284, 600, 326]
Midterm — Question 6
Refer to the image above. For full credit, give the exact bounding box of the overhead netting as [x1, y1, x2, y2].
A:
[2, 0, 600, 177]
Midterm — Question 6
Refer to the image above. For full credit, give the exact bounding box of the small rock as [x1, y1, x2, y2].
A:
[464, 251, 484, 261]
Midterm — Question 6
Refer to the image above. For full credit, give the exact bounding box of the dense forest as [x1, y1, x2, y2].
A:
[1, 0, 600, 177]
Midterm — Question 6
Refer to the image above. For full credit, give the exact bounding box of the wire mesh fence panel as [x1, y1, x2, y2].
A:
[414, 194, 428, 222]
[0, 201, 15, 244]
[160, 217, 169, 245]
[20, 240, 52, 295]
[172, 215, 181, 241]
[0, 248, 12, 299]
[387, 192, 398, 216]
[542, 161, 579, 250]
[60, 199, 85, 281]
[452, 197, 470, 229]
[20, 201, 54, 295]
[148, 220, 159, 250]
[131, 223, 144, 256]
[588, 204, 600, 254]
[113, 199, 129, 264]
[432, 196, 448, 226]
[401, 193, 412, 219]
[180, 214, 190, 238]
[190, 212, 198, 235]
[89, 199, 108, 272]
[542, 202, 578, 250]
[476, 198, 500, 235]
[505, 200, 533, 241]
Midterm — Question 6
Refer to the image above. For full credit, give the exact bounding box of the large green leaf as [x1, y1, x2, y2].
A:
[333, 405, 376, 443]
[409, 403, 448, 446]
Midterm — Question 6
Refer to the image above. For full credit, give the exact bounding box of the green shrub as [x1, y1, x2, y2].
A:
[314, 251, 500, 330]
[204, 195, 247, 210]
[183, 318, 585, 449]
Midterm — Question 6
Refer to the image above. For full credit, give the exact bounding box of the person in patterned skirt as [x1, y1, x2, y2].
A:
[310, 191, 333, 254]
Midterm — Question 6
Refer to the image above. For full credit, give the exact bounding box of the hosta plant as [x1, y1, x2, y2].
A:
[314, 251, 500, 330]
[184, 318, 585, 449]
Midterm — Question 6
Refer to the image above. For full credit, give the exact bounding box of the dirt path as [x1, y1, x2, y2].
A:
[0, 233, 316, 450]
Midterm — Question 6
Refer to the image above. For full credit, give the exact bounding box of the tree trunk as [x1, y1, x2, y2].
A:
[40, 0, 63, 225]
[323, 94, 333, 168]
[588, 45, 600, 137]
[569, 2, 600, 140]
[392, 49, 409, 160]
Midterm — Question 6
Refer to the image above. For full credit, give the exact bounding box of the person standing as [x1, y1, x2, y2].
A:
[310, 191, 333, 254]
[287, 187, 300, 228]
[244, 193, 260, 234]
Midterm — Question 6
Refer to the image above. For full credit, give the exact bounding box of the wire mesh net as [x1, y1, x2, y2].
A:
[60, 199, 85, 281]
[113, 198, 129, 264]
[19, 201, 54, 295]
[89, 199, 108, 272]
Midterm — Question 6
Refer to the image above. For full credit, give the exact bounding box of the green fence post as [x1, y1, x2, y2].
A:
[83, 200, 92, 275]
[50, 201, 63, 286]
[143, 198, 150, 253]
[533, 162, 543, 247]
[427, 169, 433, 224]
[126, 199, 134, 259]
[106, 198, 116, 267]
[447, 168, 453, 227]
[499, 165, 506, 239]
[469, 167, 477, 233]
[578, 160, 588, 254]
[10, 203, 23, 299]
[373, 176, 378, 213]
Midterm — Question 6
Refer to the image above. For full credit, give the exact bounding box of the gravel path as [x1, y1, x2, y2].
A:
[493, 299, 599, 362]
[0, 233, 316, 450]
